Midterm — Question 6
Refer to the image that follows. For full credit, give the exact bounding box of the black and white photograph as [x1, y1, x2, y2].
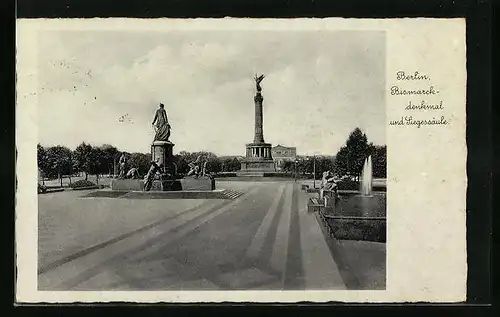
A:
[16, 18, 467, 303]
[34, 25, 386, 291]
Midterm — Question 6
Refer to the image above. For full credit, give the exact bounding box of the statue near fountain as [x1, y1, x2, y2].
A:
[319, 170, 338, 209]
[321, 171, 337, 191]
[306, 154, 386, 243]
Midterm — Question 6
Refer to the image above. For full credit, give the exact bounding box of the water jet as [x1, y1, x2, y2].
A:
[358, 155, 373, 197]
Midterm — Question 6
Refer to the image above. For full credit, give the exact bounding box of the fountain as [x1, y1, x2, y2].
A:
[306, 154, 386, 242]
[360, 155, 373, 197]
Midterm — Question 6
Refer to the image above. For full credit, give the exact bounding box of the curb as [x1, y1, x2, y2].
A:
[38, 188, 65, 194]
[71, 186, 102, 191]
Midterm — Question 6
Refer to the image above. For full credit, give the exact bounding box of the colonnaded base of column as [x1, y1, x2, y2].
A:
[238, 142, 276, 176]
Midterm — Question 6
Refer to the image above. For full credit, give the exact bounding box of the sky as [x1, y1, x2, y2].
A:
[37, 29, 386, 156]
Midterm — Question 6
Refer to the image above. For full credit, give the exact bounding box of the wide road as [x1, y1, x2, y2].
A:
[38, 181, 351, 290]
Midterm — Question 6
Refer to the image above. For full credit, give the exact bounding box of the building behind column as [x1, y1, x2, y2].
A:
[272, 145, 297, 171]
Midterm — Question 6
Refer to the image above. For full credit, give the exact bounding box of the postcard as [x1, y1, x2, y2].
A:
[15, 18, 466, 303]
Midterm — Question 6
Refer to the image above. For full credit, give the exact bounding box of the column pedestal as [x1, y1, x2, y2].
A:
[238, 142, 275, 175]
[151, 141, 176, 177]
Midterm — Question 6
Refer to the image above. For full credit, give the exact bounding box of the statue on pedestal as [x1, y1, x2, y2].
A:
[118, 153, 127, 179]
[254, 74, 265, 92]
[152, 103, 171, 142]
[320, 171, 337, 191]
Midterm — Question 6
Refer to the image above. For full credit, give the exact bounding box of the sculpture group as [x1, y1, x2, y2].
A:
[113, 75, 272, 191]
[115, 102, 213, 191]
[117, 153, 147, 181]
[321, 171, 338, 192]
[186, 155, 210, 178]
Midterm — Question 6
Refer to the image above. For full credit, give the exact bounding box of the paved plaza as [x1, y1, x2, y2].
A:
[38, 181, 385, 291]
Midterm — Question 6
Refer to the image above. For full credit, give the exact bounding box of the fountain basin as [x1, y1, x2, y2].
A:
[334, 192, 386, 218]
[321, 192, 386, 243]
[323, 216, 386, 243]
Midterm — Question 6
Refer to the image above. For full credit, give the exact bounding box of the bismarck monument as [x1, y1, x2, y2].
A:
[238, 74, 276, 176]
[111, 103, 215, 192]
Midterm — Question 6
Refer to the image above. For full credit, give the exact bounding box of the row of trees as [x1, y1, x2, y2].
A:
[279, 128, 386, 180]
[281, 156, 335, 179]
[37, 143, 243, 185]
[37, 127, 386, 185]
[173, 151, 241, 175]
[38, 143, 125, 185]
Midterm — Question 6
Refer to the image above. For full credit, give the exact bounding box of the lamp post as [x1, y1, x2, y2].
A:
[313, 155, 316, 189]
[294, 159, 298, 182]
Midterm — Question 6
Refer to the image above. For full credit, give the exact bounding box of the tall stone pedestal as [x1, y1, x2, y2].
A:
[151, 141, 176, 175]
[239, 142, 276, 174]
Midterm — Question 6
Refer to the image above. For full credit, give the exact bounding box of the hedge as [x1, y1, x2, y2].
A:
[336, 179, 360, 190]
[70, 179, 97, 188]
[214, 173, 238, 178]
[336, 179, 387, 192]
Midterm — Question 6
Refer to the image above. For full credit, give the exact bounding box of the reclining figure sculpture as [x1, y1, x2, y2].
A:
[187, 155, 212, 179]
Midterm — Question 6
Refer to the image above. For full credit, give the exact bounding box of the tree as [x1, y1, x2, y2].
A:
[174, 151, 221, 175]
[174, 154, 190, 175]
[293, 156, 334, 179]
[333, 128, 370, 179]
[371, 145, 387, 178]
[206, 157, 222, 174]
[99, 144, 119, 175]
[45, 146, 73, 186]
[194, 151, 217, 161]
[37, 144, 49, 183]
[230, 157, 241, 171]
[89, 146, 106, 183]
[315, 156, 335, 179]
[281, 161, 294, 175]
[128, 152, 152, 176]
[73, 142, 93, 180]
[221, 157, 241, 172]
[333, 145, 349, 177]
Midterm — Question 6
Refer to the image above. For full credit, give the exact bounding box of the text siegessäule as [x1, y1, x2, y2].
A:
[389, 71, 448, 128]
